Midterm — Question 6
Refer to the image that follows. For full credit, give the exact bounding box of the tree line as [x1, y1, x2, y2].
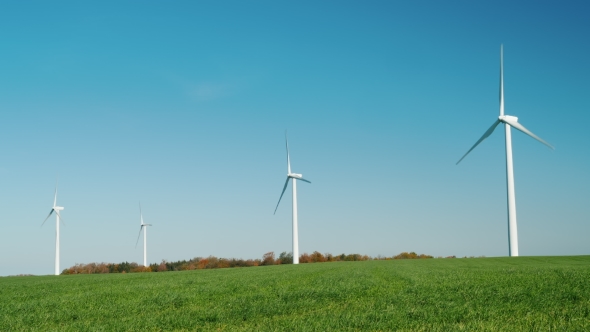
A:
[60, 251, 435, 275]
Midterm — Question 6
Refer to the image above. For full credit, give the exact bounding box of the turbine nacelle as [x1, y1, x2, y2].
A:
[499, 115, 518, 123]
[42, 207, 64, 227]
[289, 173, 303, 179]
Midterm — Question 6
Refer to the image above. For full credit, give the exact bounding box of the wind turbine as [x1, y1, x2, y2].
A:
[41, 182, 64, 275]
[456, 45, 554, 257]
[135, 203, 152, 267]
[274, 132, 311, 265]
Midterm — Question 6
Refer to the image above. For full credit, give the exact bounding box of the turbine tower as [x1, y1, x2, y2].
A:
[135, 203, 152, 267]
[274, 132, 311, 265]
[457, 45, 554, 256]
[41, 183, 64, 275]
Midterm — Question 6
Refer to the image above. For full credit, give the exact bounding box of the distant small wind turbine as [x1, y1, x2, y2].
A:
[456, 45, 554, 257]
[41, 181, 65, 276]
[274, 131, 311, 265]
[135, 203, 152, 267]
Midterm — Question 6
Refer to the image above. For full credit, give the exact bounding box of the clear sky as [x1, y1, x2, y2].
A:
[1, 1, 589, 276]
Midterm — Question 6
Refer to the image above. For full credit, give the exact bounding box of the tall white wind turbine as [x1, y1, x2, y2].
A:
[135, 203, 152, 267]
[41, 183, 65, 275]
[456, 45, 554, 256]
[274, 132, 311, 265]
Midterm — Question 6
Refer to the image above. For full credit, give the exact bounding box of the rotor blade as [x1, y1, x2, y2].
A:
[55, 211, 65, 226]
[41, 209, 55, 227]
[500, 44, 504, 116]
[456, 119, 501, 165]
[503, 117, 554, 150]
[285, 131, 291, 174]
[135, 226, 144, 248]
[139, 202, 144, 225]
[297, 177, 311, 184]
[273, 177, 290, 215]
[53, 186, 57, 207]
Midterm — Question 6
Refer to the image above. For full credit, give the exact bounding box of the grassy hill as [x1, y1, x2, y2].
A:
[1, 256, 590, 330]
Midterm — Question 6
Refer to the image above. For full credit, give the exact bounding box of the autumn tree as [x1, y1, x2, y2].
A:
[310, 251, 326, 263]
[60, 251, 435, 275]
[261, 252, 276, 266]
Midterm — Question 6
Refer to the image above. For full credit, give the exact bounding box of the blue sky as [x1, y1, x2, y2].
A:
[1, 1, 589, 276]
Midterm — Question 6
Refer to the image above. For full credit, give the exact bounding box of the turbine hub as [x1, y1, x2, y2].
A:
[499, 115, 518, 123]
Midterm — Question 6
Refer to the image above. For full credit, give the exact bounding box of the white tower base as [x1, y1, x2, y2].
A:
[505, 124, 519, 257]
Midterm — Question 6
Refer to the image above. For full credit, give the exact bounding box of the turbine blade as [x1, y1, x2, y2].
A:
[41, 209, 55, 227]
[500, 44, 504, 116]
[274, 177, 290, 215]
[298, 177, 311, 184]
[135, 226, 144, 248]
[456, 119, 501, 165]
[53, 186, 57, 207]
[503, 117, 554, 150]
[285, 131, 291, 174]
[55, 211, 65, 226]
[139, 202, 144, 225]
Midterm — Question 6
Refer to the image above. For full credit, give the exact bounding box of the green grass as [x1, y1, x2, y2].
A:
[2, 256, 590, 331]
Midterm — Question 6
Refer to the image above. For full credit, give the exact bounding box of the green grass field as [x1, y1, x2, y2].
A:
[2, 256, 590, 331]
